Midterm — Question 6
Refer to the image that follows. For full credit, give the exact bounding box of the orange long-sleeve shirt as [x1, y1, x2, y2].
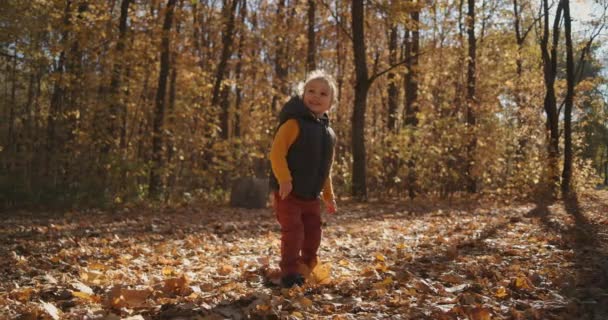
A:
[269, 119, 335, 202]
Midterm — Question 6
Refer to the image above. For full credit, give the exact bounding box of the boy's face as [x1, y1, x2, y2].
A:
[303, 79, 332, 116]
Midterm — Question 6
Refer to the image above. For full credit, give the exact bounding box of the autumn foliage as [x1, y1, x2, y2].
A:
[0, 0, 606, 207]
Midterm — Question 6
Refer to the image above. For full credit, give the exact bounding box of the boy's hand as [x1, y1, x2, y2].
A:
[279, 181, 292, 199]
[325, 199, 337, 214]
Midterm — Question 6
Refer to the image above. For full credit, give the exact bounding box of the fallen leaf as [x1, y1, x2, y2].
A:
[10, 288, 34, 302]
[163, 275, 190, 295]
[72, 281, 94, 295]
[311, 263, 332, 284]
[467, 307, 492, 320]
[373, 277, 394, 289]
[40, 301, 61, 320]
[494, 286, 508, 298]
[218, 264, 233, 275]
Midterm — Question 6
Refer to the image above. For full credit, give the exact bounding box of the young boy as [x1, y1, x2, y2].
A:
[269, 70, 338, 288]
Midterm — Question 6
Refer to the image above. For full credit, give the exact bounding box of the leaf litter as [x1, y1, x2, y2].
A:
[1, 191, 608, 319]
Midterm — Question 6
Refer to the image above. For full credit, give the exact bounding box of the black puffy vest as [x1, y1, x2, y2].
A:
[269, 97, 336, 200]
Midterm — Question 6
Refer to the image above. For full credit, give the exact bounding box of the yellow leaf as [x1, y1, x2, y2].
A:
[296, 297, 313, 308]
[218, 264, 233, 275]
[72, 291, 94, 301]
[10, 288, 34, 302]
[374, 252, 385, 262]
[494, 286, 508, 298]
[338, 259, 349, 266]
[373, 277, 393, 289]
[80, 269, 104, 284]
[311, 263, 332, 284]
[291, 311, 304, 319]
[374, 263, 388, 272]
[513, 276, 533, 290]
[162, 266, 175, 276]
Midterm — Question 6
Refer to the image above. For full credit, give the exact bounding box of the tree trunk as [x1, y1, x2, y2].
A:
[212, 0, 238, 140]
[562, 0, 574, 196]
[149, 0, 177, 199]
[46, 0, 72, 184]
[7, 54, 17, 155]
[386, 25, 398, 132]
[107, 0, 131, 153]
[404, 8, 420, 199]
[306, 0, 316, 72]
[465, 0, 477, 193]
[272, 0, 290, 115]
[351, 0, 369, 200]
[540, 0, 563, 194]
[234, 0, 247, 138]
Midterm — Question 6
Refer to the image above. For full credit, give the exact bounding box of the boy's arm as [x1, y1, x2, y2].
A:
[321, 175, 334, 202]
[321, 150, 336, 202]
[269, 119, 299, 183]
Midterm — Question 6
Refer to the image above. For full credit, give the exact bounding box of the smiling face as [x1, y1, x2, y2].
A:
[302, 78, 333, 116]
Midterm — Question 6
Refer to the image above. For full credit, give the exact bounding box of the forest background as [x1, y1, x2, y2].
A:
[1, 0, 607, 208]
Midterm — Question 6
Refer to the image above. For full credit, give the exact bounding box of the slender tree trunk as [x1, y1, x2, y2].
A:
[212, 0, 238, 140]
[562, 0, 574, 196]
[272, 0, 289, 115]
[351, 0, 369, 200]
[465, 0, 477, 193]
[386, 25, 398, 132]
[404, 8, 420, 199]
[234, 0, 247, 138]
[540, 0, 563, 194]
[7, 54, 17, 154]
[149, 0, 177, 199]
[107, 0, 131, 153]
[605, 148, 608, 185]
[46, 0, 72, 185]
[306, 0, 316, 72]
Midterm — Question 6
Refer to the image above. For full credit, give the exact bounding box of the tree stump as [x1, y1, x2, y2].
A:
[229, 177, 269, 209]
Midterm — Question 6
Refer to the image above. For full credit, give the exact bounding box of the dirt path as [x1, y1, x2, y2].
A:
[1, 191, 607, 319]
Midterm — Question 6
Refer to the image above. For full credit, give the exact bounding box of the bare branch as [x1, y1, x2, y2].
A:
[318, 0, 353, 41]
[369, 50, 426, 84]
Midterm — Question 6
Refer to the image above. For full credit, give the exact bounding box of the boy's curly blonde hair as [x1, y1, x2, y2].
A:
[295, 69, 338, 110]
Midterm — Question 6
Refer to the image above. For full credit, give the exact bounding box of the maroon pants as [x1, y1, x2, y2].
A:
[274, 192, 322, 276]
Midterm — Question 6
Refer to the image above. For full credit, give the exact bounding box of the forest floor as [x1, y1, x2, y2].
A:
[1, 190, 608, 320]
